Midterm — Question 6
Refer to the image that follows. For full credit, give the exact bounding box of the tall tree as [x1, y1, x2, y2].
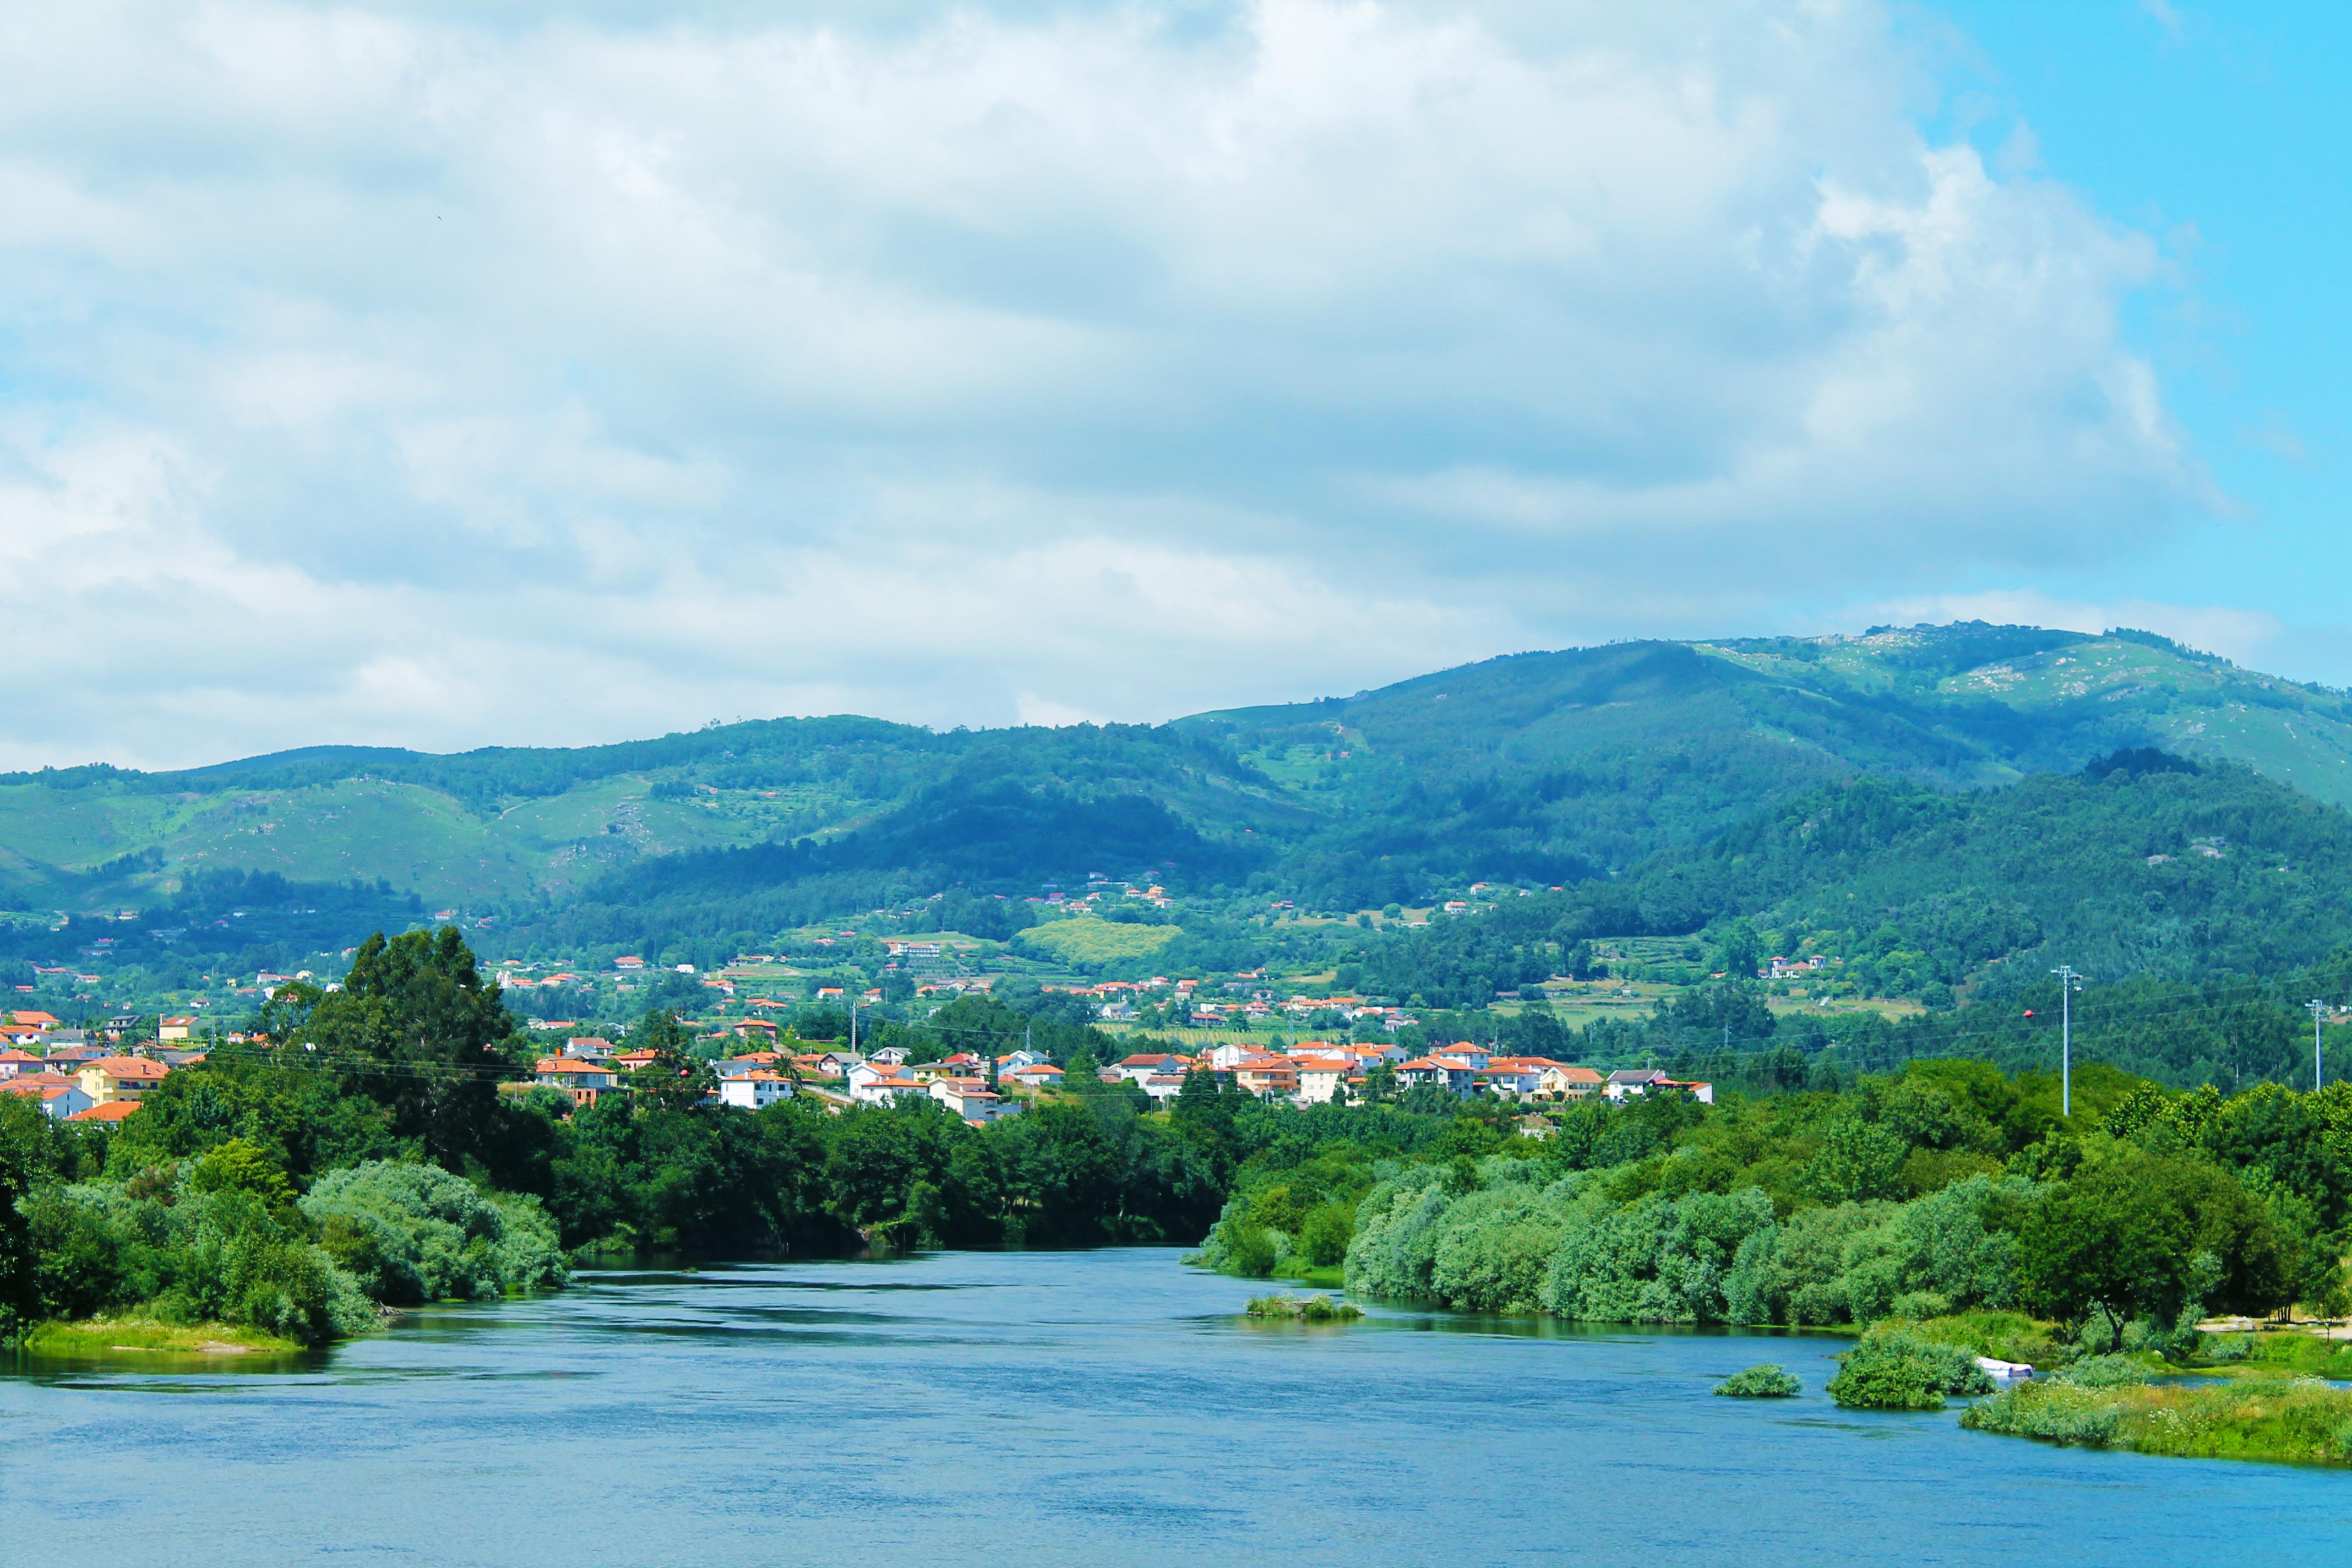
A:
[296, 927, 520, 1170]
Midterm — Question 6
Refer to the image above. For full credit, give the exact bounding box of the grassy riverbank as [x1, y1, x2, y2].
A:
[19, 1316, 308, 1357]
[1963, 1376, 2352, 1465]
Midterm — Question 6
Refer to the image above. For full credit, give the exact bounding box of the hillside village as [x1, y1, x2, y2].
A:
[0, 991, 1711, 1135]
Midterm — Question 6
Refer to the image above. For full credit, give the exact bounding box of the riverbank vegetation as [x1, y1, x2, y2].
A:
[1, 929, 1402, 1348]
[18, 1316, 307, 1357]
[1196, 1059, 2352, 1368]
[1963, 1374, 2352, 1465]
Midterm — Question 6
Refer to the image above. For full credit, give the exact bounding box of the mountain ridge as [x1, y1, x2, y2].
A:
[7, 622, 2352, 924]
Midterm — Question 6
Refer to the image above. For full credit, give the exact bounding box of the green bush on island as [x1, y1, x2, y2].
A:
[1826, 1328, 1995, 1411]
[19, 1316, 307, 1357]
[1244, 1293, 1362, 1322]
[1716, 1363, 1802, 1398]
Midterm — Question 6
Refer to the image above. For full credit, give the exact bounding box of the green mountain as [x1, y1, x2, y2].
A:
[7, 621, 2352, 963]
[1347, 747, 2352, 1008]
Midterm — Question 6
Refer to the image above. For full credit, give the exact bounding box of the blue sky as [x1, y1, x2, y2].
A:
[1918, 0, 2350, 673]
[0, 1, 2340, 767]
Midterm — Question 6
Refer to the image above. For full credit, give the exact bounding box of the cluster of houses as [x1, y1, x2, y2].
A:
[1055, 975, 1418, 1032]
[0, 1010, 190, 1123]
[526, 1037, 1037, 1126]
[523, 1028, 1714, 1128]
[1099, 1042, 1712, 1111]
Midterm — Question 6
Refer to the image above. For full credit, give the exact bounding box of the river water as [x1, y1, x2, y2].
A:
[3, 1249, 2346, 1566]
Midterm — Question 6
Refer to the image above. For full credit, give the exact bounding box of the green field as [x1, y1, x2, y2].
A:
[1011, 918, 1184, 966]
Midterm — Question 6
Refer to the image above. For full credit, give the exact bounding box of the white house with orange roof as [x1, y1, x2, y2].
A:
[717, 1070, 794, 1110]
[930, 1076, 1016, 1124]
[0, 1047, 43, 1079]
[1289, 1055, 1357, 1105]
[1111, 1052, 1183, 1085]
[845, 1061, 925, 1104]
[2, 1075, 92, 1120]
[1395, 1056, 1476, 1096]
[1482, 1058, 1561, 1099]
[1204, 1041, 1257, 1071]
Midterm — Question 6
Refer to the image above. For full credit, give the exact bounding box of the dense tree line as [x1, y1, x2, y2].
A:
[1198, 1058, 2352, 1348]
[0, 929, 1468, 1348]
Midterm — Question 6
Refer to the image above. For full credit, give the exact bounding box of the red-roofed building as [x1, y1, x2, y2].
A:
[78, 1056, 168, 1104]
[2, 1077, 92, 1120]
[718, 1070, 794, 1111]
[1396, 1057, 1476, 1096]
[1540, 1064, 1604, 1099]
[1233, 1056, 1299, 1099]
[70, 1098, 143, 1124]
[535, 1056, 623, 1108]
[1290, 1057, 1357, 1105]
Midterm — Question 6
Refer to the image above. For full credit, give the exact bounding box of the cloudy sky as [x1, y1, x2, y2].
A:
[0, 0, 2342, 768]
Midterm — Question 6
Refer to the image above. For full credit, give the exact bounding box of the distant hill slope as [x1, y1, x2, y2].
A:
[5, 622, 2352, 929]
[1332, 748, 2352, 1012]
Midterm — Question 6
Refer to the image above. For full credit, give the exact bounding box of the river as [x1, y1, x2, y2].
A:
[3, 1249, 2345, 1566]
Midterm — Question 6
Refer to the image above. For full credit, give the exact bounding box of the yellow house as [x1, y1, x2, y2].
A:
[77, 1055, 170, 1104]
[158, 1017, 197, 1042]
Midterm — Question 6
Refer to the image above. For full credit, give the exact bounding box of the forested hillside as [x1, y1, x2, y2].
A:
[7, 622, 2352, 968]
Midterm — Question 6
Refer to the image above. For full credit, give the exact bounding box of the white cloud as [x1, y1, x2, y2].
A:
[0, 0, 2216, 767]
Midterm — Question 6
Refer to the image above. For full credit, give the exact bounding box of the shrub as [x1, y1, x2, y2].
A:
[1431, 1187, 1574, 1313]
[1220, 1223, 1280, 1278]
[2055, 1353, 2152, 1389]
[1345, 1168, 1455, 1300]
[1298, 1203, 1355, 1268]
[185, 1140, 295, 1208]
[1544, 1187, 1776, 1324]
[1962, 1380, 2124, 1445]
[1828, 1329, 1994, 1410]
[1716, 1363, 1801, 1398]
[302, 1161, 567, 1304]
[1244, 1293, 1362, 1321]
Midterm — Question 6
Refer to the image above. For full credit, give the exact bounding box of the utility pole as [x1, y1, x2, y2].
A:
[2051, 966, 2083, 1116]
[2310, 1000, 2328, 1093]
